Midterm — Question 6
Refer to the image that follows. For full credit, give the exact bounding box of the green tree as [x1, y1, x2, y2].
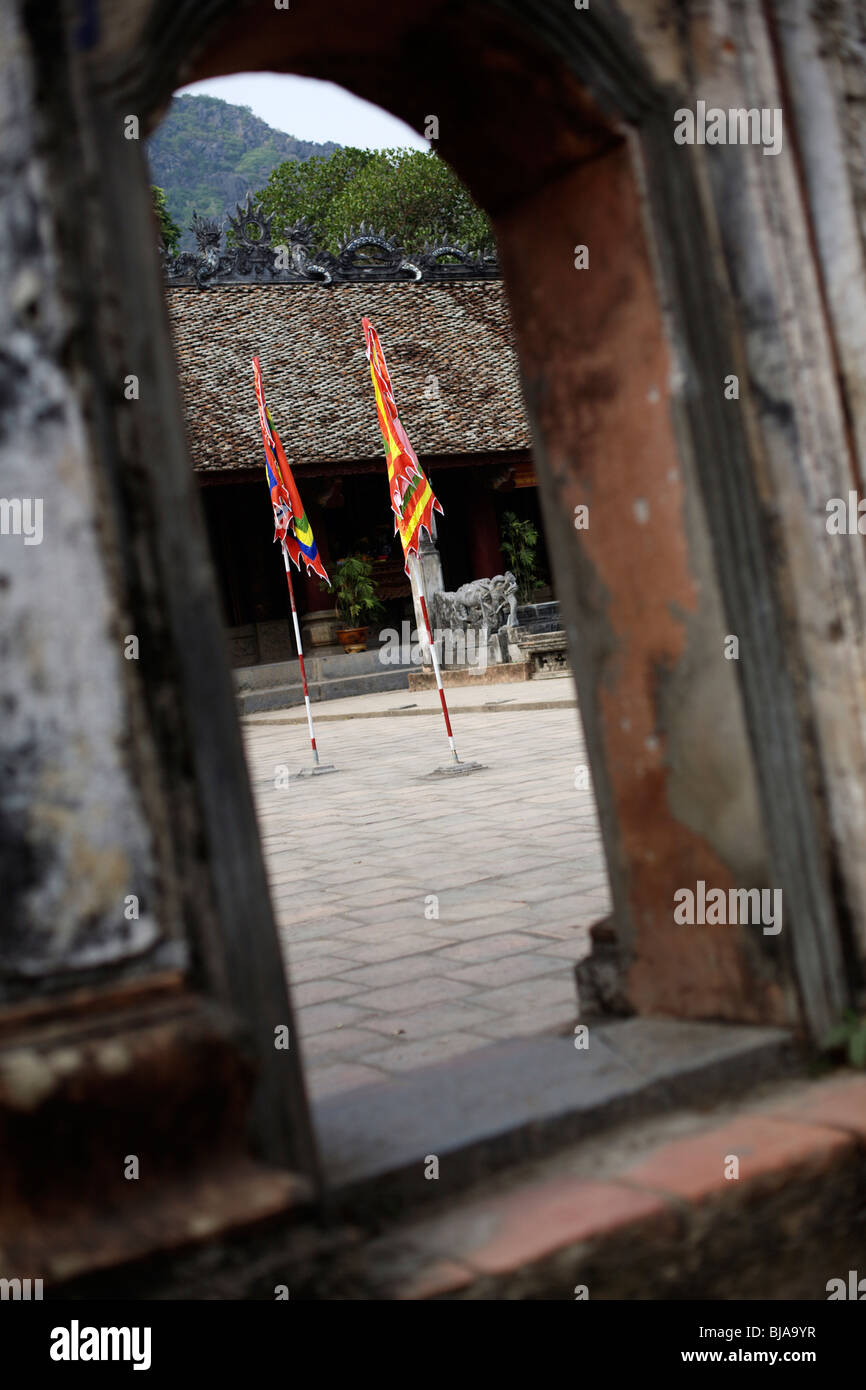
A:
[151, 185, 182, 255]
[252, 146, 494, 255]
[252, 147, 377, 248]
[500, 512, 541, 603]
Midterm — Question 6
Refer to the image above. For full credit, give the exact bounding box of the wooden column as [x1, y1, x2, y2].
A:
[469, 479, 505, 579]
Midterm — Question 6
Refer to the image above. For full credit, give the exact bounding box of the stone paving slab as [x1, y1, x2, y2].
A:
[242, 681, 610, 1095]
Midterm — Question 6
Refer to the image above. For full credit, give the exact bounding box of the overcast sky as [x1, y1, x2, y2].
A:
[178, 73, 430, 151]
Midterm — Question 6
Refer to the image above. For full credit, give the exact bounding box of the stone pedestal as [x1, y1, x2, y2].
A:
[510, 628, 571, 678]
[301, 608, 340, 652]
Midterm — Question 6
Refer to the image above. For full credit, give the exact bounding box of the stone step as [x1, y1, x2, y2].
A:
[233, 647, 396, 693]
[349, 1068, 866, 1300]
[314, 1018, 799, 1214]
[54, 1035, 866, 1300]
[233, 646, 413, 713]
[238, 664, 411, 715]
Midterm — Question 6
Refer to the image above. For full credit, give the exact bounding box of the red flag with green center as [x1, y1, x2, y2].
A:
[252, 356, 329, 583]
[361, 317, 443, 573]
[252, 355, 334, 774]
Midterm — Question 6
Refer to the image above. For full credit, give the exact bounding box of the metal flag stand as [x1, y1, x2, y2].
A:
[281, 541, 337, 778]
[408, 551, 485, 778]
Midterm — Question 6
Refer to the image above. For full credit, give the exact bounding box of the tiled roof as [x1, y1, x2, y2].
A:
[165, 281, 531, 473]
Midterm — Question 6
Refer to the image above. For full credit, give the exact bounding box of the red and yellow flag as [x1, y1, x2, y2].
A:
[362, 317, 443, 573]
[252, 356, 329, 583]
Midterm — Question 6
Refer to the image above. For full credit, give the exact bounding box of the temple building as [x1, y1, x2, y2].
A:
[164, 212, 546, 668]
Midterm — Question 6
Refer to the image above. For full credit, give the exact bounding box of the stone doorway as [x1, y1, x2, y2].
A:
[4, 2, 866, 1283]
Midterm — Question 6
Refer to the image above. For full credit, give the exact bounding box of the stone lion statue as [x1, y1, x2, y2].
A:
[430, 572, 519, 634]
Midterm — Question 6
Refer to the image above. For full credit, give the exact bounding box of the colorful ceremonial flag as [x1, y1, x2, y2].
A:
[252, 356, 328, 583]
[361, 317, 443, 573]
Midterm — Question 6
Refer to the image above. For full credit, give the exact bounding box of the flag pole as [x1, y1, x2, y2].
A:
[361, 316, 482, 777]
[281, 540, 322, 771]
[408, 550, 460, 765]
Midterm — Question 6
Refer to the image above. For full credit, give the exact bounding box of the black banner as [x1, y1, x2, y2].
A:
[0, 1299, 860, 1374]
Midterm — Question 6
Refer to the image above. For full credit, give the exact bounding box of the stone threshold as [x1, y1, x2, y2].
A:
[313, 1018, 800, 1219]
[356, 1068, 866, 1299]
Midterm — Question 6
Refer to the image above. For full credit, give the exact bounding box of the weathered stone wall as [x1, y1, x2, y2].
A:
[615, 0, 866, 986]
[0, 0, 318, 1177]
[0, 1, 178, 994]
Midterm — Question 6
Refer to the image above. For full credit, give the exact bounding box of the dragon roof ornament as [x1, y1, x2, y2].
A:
[163, 194, 499, 288]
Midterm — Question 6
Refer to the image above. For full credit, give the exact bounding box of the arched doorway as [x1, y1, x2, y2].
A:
[5, 0, 862, 1210]
[111, 0, 851, 1038]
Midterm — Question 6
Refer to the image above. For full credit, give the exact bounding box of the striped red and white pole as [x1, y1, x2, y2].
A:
[409, 551, 459, 764]
[282, 541, 319, 766]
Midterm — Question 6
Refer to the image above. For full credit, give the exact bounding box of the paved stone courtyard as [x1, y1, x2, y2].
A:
[242, 678, 611, 1099]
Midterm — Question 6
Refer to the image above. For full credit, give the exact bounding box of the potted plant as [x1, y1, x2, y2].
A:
[328, 555, 384, 653]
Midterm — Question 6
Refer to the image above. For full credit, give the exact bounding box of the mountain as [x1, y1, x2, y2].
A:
[147, 94, 339, 251]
